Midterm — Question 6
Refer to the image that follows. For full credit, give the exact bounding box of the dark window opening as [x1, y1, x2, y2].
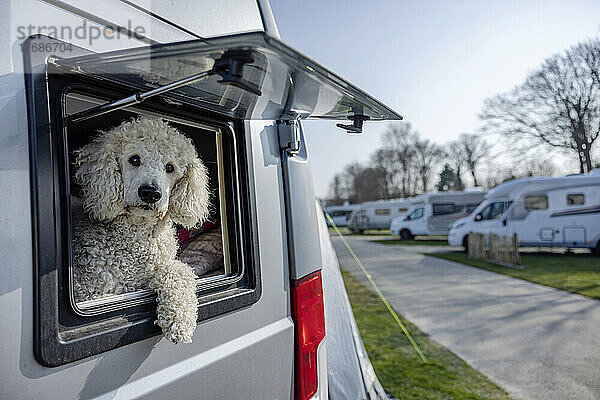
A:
[525, 195, 548, 210]
[567, 193, 585, 205]
[432, 203, 455, 215]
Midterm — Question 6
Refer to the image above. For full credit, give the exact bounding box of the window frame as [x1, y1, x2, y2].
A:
[375, 208, 390, 215]
[25, 35, 262, 367]
[524, 195, 549, 210]
[567, 193, 585, 206]
[432, 203, 455, 216]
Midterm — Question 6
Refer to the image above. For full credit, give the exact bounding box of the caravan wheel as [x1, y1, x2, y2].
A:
[400, 229, 413, 240]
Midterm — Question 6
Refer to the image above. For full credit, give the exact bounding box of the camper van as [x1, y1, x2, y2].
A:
[324, 204, 359, 227]
[347, 198, 413, 233]
[448, 175, 600, 254]
[0, 1, 403, 398]
[390, 191, 485, 238]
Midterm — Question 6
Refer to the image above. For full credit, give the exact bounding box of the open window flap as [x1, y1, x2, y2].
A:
[51, 32, 402, 122]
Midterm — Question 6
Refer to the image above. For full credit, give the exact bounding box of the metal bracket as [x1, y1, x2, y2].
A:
[278, 120, 301, 156]
[336, 113, 370, 135]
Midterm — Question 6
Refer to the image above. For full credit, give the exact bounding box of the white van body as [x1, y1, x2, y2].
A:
[324, 204, 359, 227]
[347, 198, 413, 233]
[448, 175, 600, 254]
[390, 191, 485, 238]
[0, 0, 402, 398]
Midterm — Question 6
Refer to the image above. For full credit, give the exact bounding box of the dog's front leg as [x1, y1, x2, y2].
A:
[149, 260, 198, 344]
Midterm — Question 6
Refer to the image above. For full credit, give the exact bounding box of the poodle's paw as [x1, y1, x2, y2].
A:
[160, 321, 195, 344]
[152, 260, 199, 344]
[155, 308, 197, 344]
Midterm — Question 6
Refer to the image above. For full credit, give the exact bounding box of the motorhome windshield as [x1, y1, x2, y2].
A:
[407, 207, 424, 220]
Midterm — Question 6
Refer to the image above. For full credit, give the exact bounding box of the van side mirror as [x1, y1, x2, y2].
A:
[404, 216, 409, 221]
[474, 213, 483, 221]
[502, 219, 507, 226]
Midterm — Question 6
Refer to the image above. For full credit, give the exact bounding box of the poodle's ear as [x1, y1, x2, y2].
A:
[74, 139, 124, 221]
[168, 158, 210, 229]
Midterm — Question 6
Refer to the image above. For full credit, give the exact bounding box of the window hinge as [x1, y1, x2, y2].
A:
[278, 120, 301, 156]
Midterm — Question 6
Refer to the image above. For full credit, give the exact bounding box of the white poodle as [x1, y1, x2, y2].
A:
[72, 117, 210, 344]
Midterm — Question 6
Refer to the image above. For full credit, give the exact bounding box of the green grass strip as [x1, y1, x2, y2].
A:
[371, 239, 449, 246]
[326, 213, 428, 363]
[426, 251, 600, 299]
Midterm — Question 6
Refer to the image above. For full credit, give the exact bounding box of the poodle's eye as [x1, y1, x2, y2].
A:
[165, 163, 175, 173]
[128, 155, 141, 166]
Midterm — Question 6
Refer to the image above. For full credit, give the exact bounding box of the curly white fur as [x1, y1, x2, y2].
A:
[72, 117, 210, 344]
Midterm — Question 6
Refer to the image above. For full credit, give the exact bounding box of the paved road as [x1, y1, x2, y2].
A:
[332, 234, 600, 400]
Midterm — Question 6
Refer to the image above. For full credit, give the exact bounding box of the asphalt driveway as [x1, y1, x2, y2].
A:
[332, 234, 600, 400]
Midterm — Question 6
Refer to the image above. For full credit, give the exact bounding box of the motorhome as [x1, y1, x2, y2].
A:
[0, 1, 403, 398]
[448, 175, 600, 254]
[324, 203, 359, 227]
[347, 198, 413, 233]
[390, 191, 485, 238]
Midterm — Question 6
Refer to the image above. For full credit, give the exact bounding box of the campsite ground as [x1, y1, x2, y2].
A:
[333, 233, 600, 400]
[341, 268, 511, 399]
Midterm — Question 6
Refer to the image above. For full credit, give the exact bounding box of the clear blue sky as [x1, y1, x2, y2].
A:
[270, 0, 600, 197]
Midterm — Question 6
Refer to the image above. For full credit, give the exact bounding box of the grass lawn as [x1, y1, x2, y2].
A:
[372, 238, 449, 246]
[426, 251, 600, 299]
[340, 268, 511, 400]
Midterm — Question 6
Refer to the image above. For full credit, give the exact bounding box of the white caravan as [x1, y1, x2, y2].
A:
[347, 199, 413, 233]
[324, 203, 359, 227]
[0, 1, 403, 398]
[390, 191, 485, 238]
[448, 175, 600, 254]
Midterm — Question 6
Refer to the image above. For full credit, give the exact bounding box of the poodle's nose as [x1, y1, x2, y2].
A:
[138, 185, 162, 204]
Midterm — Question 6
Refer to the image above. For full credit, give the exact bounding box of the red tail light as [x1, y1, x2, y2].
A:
[291, 271, 326, 400]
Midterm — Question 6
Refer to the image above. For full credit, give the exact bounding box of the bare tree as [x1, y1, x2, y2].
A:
[381, 124, 417, 197]
[457, 133, 489, 186]
[480, 39, 600, 173]
[370, 149, 397, 198]
[414, 137, 445, 193]
[485, 159, 555, 188]
[352, 167, 388, 202]
[446, 144, 465, 183]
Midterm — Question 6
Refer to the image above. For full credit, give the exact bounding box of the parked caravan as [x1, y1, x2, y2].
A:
[324, 204, 359, 227]
[390, 191, 485, 238]
[448, 175, 600, 254]
[0, 1, 403, 398]
[347, 199, 413, 233]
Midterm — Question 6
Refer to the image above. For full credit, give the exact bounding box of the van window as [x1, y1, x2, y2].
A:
[331, 210, 352, 217]
[408, 207, 424, 220]
[375, 208, 390, 215]
[567, 193, 585, 205]
[432, 203, 455, 215]
[67, 94, 243, 316]
[25, 40, 261, 366]
[525, 195, 548, 210]
[479, 201, 505, 220]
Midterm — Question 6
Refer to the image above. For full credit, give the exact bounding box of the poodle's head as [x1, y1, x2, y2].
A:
[74, 117, 210, 228]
